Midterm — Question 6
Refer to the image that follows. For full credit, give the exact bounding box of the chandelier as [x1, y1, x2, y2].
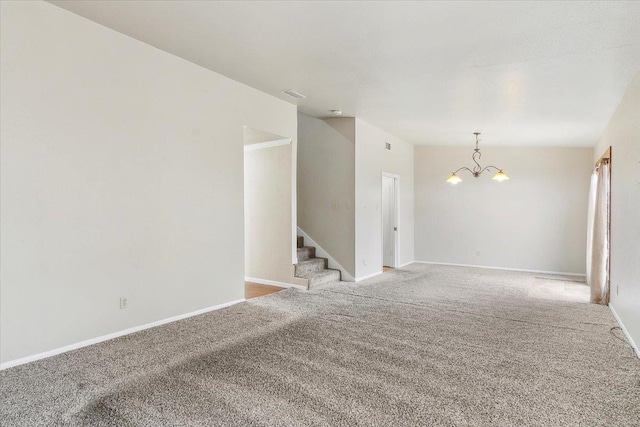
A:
[446, 132, 509, 184]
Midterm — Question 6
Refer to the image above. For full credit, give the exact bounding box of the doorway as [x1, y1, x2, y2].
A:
[243, 126, 294, 298]
[382, 173, 399, 270]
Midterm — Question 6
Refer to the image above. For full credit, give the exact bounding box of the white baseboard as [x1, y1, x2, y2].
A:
[398, 261, 414, 268]
[412, 261, 585, 277]
[245, 276, 307, 290]
[609, 303, 639, 358]
[297, 227, 355, 282]
[356, 271, 383, 282]
[0, 298, 245, 371]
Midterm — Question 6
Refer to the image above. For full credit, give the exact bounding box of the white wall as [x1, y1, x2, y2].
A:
[244, 142, 301, 285]
[593, 71, 640, 353]
[414, 146, 593, 274]
[297, 113, 356, 276]
[355, 119, 415, 279]
[0, 1, 297, 364]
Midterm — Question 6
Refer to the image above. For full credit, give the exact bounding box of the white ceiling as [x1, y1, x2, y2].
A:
[50, 1, 640, 147]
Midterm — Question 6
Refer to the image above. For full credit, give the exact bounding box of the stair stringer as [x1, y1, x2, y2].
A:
[289, 266, 311, 289]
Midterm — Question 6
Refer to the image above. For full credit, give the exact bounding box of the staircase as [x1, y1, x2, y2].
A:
[295, 236, 341, 288]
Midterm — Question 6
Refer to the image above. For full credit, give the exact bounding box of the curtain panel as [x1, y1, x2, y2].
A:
[586, 160, 610, 305]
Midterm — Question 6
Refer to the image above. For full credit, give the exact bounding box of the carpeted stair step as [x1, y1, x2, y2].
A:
[306, 269, 341, 287]
[295, 258, 328, 277]
[297, 246, 316, 262]
[294, 235, 343, 289]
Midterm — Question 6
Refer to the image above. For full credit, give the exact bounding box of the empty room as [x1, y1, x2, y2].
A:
[1, 1, 639, 426]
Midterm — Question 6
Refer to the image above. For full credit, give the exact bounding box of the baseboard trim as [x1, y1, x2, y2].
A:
[398, 261, 414, 268]
[0, 298, 245, 371]
[356, 271, 383, 282]
[412, 261, 585, 277]
[609, 303, 640, 358]
[245, 277, 307, 290]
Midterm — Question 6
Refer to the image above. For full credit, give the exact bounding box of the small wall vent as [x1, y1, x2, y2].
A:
[385, 142, 392, 151]
[282, 90, 306, 99]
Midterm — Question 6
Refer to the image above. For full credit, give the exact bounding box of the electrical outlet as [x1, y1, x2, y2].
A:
[120, 297, 128, 309]
[476, 251, 481, 256]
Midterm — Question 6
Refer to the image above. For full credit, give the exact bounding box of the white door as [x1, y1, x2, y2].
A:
[382, 176, 397, 267]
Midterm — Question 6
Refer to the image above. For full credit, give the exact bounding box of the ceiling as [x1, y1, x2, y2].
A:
[50, 1, 640, 147]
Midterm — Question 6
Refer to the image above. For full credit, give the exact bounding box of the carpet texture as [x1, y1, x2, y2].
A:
[1, 264, 638, 426]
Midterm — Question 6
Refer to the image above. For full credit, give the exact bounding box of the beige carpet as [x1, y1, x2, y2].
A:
[1, 264, 638, 426]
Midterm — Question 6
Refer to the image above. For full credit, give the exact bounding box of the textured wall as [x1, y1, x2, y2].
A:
[593, 71, 640, 353]
[0, 1, 297, 363]
[414, 146, 593, 274]
[355, 119, 415, 279]
[297, 113, 356, 276]
[244, 143, 296, 284]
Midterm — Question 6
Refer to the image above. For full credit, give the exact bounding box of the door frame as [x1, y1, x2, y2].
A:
[381, 172, 400, 268]
[243, 136, 296, 267]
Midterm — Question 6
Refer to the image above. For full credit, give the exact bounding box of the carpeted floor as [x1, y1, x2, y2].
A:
[1, 264, 638, 426]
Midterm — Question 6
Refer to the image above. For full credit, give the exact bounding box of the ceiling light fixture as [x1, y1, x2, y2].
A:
[446, 132, 509, 184]
[330, 109, 342, 116]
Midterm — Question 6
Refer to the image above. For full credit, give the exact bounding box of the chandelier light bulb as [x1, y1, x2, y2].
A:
[446, 173, 463, 184]
[492, 170, 510, 182]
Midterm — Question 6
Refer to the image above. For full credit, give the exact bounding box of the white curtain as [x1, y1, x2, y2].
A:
[586, 160, 610, 305]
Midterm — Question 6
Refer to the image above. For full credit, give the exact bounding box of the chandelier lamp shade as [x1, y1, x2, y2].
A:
[446, 132, 509, 184]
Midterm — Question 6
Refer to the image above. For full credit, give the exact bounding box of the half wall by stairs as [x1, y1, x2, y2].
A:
[295, 236, 341, 288]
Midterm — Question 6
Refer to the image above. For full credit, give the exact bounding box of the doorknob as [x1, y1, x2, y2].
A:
[394, 227, 398, 231]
